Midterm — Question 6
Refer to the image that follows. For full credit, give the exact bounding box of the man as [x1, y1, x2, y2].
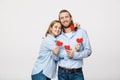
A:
[57, 9, 92, 80]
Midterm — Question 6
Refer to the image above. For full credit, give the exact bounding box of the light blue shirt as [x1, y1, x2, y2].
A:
[57, 28, 92, 69]
[32, 34, 58, 78]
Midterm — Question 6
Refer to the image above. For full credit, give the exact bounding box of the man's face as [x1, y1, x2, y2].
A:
[59, 12, 72, 28]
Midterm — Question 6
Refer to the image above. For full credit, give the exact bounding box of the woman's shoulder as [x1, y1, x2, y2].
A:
[43, 34, 56, 44]
[42, 36, 51, 43]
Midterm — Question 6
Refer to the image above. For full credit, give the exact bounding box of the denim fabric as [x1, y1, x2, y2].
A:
[58, 68, 84, 80]
[31, 71, 51, 80]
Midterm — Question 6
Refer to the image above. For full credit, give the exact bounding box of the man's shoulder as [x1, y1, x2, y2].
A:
[77, 27, 87, 33]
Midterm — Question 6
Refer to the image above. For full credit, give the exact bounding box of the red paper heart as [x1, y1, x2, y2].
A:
[70, 24, 75, 31]
[57, 41, 63, 46]
[76, 38, 83, 43]
[64, 45, 70, 50]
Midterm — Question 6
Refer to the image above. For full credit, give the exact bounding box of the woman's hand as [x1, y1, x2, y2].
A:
[74, 22, 80, 28]
[52, 46, 60, 55]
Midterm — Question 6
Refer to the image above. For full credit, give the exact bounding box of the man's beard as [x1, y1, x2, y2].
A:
[62, 24, 70, 28]
[62, 21, 72, 29]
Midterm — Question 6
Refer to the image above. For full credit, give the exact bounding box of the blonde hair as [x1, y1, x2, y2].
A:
[45, 20, 61, 36]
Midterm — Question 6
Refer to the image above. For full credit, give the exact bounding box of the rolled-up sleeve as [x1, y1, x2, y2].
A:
[73, 30, 92, 59]
[43, 38, 59, 61]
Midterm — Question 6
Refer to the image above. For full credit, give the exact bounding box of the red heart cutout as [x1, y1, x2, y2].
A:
[64, 45, 70, 50]
[76, 38, 83, 43]
[70, 24, 75, 31]
[57, 41, 63, 46]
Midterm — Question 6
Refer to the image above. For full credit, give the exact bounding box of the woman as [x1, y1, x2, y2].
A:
[31, 20, 61, 80]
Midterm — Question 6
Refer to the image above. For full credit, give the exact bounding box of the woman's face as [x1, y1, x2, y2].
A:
[50, 22, 62, 37]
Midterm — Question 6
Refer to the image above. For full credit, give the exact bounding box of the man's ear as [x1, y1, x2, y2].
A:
[71, 17, 73, 21]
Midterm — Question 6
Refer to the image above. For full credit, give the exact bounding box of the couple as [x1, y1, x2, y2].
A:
[31, 9, 92, 80]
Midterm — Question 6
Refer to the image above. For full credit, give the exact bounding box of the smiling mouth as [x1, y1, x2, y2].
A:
[55, 31, 60, 34]
[63, 21, 68, 23]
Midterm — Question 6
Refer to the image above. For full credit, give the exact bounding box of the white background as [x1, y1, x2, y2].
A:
[0, 0, 120, 80]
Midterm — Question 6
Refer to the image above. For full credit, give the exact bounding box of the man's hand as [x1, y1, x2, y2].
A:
[66, 49, 75, 58]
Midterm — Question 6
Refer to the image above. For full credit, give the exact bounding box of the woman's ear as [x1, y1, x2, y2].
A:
[50, 26, 53, 30]
[49, 27, 52, 33]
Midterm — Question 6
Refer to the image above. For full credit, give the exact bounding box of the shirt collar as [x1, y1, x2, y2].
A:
[61, 31, 77, 38]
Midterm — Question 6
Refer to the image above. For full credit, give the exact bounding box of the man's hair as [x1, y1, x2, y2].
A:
[58, 9, 72, 20]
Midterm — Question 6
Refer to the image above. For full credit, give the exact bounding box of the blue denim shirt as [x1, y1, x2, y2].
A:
[32, 34, 58, 78]
[57, 28, 92, 69]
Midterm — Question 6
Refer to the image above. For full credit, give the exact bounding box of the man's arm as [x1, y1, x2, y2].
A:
[73, 30, 92, 59]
